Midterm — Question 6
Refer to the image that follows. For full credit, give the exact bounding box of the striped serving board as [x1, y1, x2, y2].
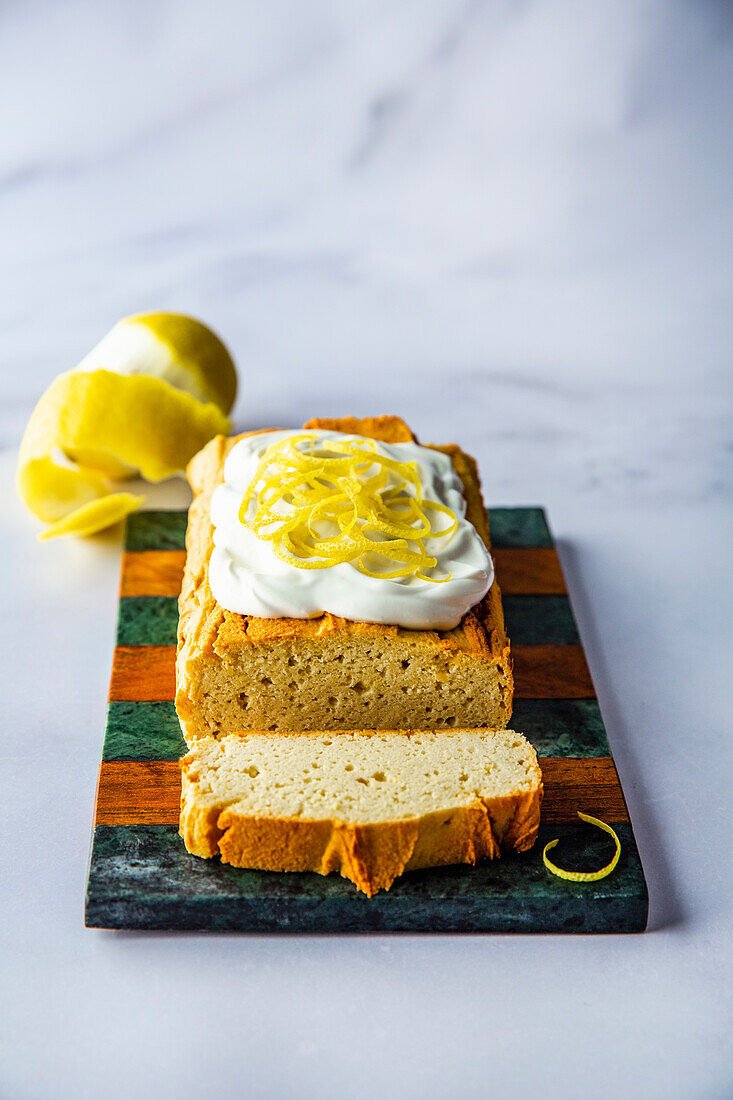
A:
[85, 508, 648, 933]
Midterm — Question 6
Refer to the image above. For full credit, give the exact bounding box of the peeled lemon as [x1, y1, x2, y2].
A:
[17, 313, 236, 539]
[76, 312, 237, 414]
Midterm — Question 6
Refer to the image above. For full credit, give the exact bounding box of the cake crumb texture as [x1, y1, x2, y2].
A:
[180, 727, 542, 895]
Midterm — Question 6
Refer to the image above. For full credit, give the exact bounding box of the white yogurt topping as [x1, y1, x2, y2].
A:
[208, 430, 494, 630]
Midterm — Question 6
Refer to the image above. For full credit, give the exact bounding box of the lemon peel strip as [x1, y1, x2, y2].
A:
[38, 493, 145, 541]
[239, 434, 458, 581]
[542, 813, 621, 883]
[17, 369, 230, 537]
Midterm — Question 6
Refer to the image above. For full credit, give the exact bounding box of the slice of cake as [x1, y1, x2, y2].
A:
[180, 727, 542, 895]
[176, 415, 512, 741]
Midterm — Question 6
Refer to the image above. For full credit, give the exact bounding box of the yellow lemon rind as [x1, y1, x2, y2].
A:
[542, 813, 621, 883]
[19, 368, 229, 483]
[17, 367, 230, 537]
[38, 493, 145, 540]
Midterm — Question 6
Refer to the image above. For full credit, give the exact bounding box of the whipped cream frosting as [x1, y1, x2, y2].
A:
[208, 430, 494, 630]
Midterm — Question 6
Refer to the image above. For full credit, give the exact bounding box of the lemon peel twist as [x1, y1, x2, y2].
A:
[543, 813, 621, 883]
[239, 434, 459, 581]
[16, 313, 235, 540]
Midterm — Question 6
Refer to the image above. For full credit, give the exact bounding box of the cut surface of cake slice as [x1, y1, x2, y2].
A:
[180, 727, 542, 896]
[176, 415, 513, 742]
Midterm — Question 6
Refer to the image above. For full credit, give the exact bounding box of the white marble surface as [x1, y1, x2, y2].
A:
[1, 2, 732, 1097]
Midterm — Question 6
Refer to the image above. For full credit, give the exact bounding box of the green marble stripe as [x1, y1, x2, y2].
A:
[85, 822, 647, 933]
[117, 594, 581, 648]
[487, 507, 553, 549]
[502, 595, 580, 645]
[117, 596, 179, 646]
[125, 510, 187, 552]
[101, 697, 610, 760]
[103, 701, 187, 761]
[509, 699, 610, 757]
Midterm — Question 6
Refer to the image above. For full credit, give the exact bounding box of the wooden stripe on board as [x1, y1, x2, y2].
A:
[94, 760, 181, 825]
[539, 758, 628, 823]
[109, 646, 177, 702]
[512, 645, 594, 698]
[93, 757, 629, 827]
[120, 551, 185, 597]
[492, 548, 566, 595]
[119, 547, 567, 599]
[108, 643, 595, 703]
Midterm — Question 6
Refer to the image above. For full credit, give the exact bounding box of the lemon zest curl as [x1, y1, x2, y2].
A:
[543, 813, 621, 883]
[239, 434, 458, 581]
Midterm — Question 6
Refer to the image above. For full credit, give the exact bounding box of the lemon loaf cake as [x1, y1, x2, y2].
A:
[176, 416, 513, 742]
[180, 727, 542, 895]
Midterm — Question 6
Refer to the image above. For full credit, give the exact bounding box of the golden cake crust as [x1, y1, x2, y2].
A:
[176, 415, 513, 738]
